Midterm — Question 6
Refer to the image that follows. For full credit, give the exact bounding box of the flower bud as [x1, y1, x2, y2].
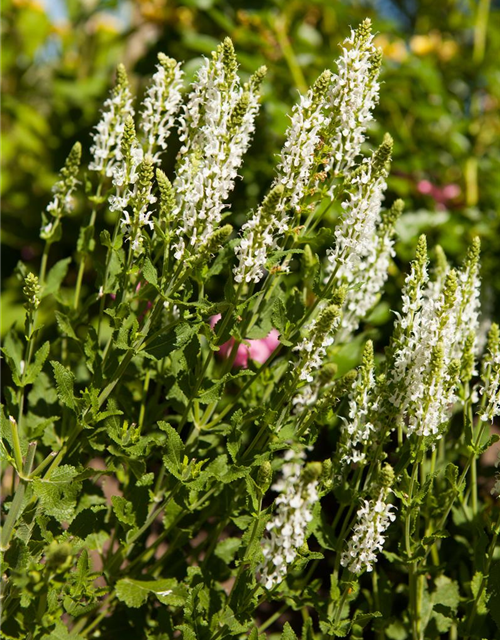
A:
[257, 461, 273, 493]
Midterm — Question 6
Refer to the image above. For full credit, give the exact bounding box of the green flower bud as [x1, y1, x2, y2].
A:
[378, 463, 394, 489]
[302, 461, 322, 484]
[23, 273, 41, 311]
[194, 225, 233, 266]
[320, 459, 333, 485]
[248, 65, 267, 91]
[257, 461, 273, 493]
[461, 331, 476, 382]
[46, 541, 73, 571]
[318, 363, 338, 385]
[372, 134, 393, 178]
[137, 157, 154, 193]
[228, 92, 250, 133]
[380, 199, 404, 233]
[156, 168, 175, 221]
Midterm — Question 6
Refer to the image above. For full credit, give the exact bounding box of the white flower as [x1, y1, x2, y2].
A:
[233, 20, 381, 286]
[139, 54, 184, 163]
[325, 18, 381, 177]
[173, 39, 264, 259]
[326, 137, 392, 285]
[479, 324, 500, 423]
[338, 200, 402, 339]
[89, 65, 134, 176]
[293, 305, 341, 383]
[341, 490, 396, 574]
[340, 341, 376, 466]
[387, 237, 482, 440]
[258, 455, 319, 590]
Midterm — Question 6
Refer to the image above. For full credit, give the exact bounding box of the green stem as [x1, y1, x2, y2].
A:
[1, 442, 36, 551]
[464, 510, 500, 638]
[8, 416, 24, 473]
[74, 198, 100, 310]
[257, 603, 289, 633]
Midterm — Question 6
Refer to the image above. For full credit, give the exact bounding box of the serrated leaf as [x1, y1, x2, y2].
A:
[471, 571, 488, 615]
[115, 578, 179, 608]
[41, 620, 85, 639]
[44, 258, 71, 296]
[55, 311, 78, 340]
[32, 465, 80, 523]
[214, 537, 241, 564]
[142, 258, 158, 288]
[51, 361, 78, 411]
[281, 622, 298, 639]
[24, 341, 50, 385]
[145, 322, 200, 360]
[272, 297, 287, 332]
[2, 328, 24, 386]
[159, 421, 185, 479]
[111, 496, 137, 528]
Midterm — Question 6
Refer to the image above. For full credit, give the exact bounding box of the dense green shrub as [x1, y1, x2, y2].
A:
[2, 15, 500, 640]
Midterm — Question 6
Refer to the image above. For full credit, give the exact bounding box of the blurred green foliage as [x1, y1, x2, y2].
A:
[2, 0, 500, 331]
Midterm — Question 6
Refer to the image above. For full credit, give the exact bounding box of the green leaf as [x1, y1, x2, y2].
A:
[115, 578, 179, 608]
[77, 224, 96, 255]
[145, 322, 201, 360]
[55, 311, 78, 340]
[51, 361, 78, 411]
[142, 258, 158, 288]
[2, 328, 24, 386]
[471, 571, 488, 615]
[44, 258, 71, 296]
[271, 297, 287, 333]
[281, 622, 299, 639]
[214, 537, 241, 564]
[41, 620, 85, 639]
[111, 496, 137, 528]
[32, 465, 80, 523]
[159, 421, 185, 479]
[24, 341, 50, 385]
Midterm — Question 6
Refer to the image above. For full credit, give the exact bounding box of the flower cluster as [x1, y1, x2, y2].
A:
[118, 157, 156, 255]
[107, 118, 156, 255]
[258, 454, 321, 590]
[387, 236, 481, 439]
[233, 185, 285, 284]
[339, 199, 403, 338]
[173, 39, 265, 259]
[276, 70, 332, 214]
[89, 64, 134, 176]
[339, 341, 377, 466]
[325, 135, 393, 284]
[234, 19, 382, 286]
[341, 466, 396, 575]
[340, 488, 396, 574]
[139, 53, 184, 163]
[479, 323, 500, 423]
[324, 18, 382, 177]
[294, 304, 342, 383]
[40, 142, 82, 242]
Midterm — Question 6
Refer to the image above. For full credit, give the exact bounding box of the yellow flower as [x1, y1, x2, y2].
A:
[374, 35, 408, 63]
[410, 32, 441, 56]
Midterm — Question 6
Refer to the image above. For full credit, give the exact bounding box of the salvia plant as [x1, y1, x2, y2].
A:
[2, 20, 500, 640]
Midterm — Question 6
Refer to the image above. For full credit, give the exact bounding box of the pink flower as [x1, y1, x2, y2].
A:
[210, 315, 280, 368]
[417, 179, 461, 207]
[441, 184, 460, 200]
[417, 179, 433, 195]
